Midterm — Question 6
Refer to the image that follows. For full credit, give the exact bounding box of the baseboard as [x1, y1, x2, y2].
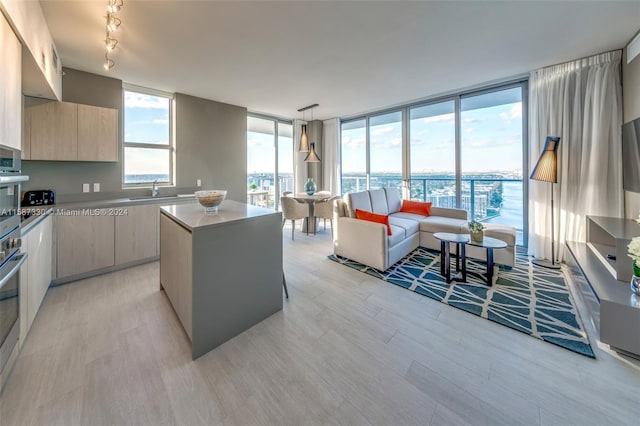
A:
[51, 256, 159, 286]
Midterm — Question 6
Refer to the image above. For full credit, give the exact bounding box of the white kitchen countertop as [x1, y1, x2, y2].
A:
[20, 194, 197, 235]
[160, 200, 279, 231]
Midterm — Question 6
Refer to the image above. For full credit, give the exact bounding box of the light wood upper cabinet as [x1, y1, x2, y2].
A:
[24, 100, 118, 162]
[29, 101, 77, 161]
[22, 105, 31, 160]
[0, 14, 22, 150]
[78, 104, 118, 162]
[1, 0, 62, 100]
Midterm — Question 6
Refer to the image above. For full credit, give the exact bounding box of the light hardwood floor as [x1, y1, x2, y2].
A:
[1, 225, 639, 426]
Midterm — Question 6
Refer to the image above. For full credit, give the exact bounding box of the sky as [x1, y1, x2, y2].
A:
[125, 89, 523, 179]
[123, 91, 171, 178]
[247, 123, 293, 175]
[341, 101, 523, 176]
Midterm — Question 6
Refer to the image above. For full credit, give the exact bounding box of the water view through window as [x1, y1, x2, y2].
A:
[123, 89, 173, 185]
[461, 88, 523, 244]
[341, 84, 525, 245]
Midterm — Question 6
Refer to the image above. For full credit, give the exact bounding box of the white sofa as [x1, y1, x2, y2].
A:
[333, 188, 516, 271]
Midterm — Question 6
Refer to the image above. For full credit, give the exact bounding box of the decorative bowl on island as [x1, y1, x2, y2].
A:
[195, 190, 227, 212]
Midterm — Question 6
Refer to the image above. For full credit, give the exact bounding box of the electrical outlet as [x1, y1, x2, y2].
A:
[197, 179, 202, 187]
[93, 183, 100, 192]
[82, 183, 90, 193]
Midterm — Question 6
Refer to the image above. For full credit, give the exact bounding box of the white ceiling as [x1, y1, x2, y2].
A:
[40, 0, 640, 121]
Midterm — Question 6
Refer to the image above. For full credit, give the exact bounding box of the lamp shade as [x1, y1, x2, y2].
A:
[530, 136, 560, 183]
[304, 142, 321, 162]
[299, 124, 309, 152]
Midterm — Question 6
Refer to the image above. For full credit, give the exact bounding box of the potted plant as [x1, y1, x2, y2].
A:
[249, 183, 257, 191]
[468, 220, 484, 242]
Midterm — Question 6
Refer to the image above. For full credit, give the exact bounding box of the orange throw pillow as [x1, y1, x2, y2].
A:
[400, 200, 432, 216]
[355, 209, 392, 236]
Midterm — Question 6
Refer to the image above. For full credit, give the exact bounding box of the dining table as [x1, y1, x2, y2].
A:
[287, 192, 331, 234]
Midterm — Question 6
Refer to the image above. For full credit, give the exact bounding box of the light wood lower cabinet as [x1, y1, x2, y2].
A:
[115, 204, 159, 265]
[56, 210, 115, 278]
[53, 200, 193, 282]
[19, 215, 53, 346]
[159, 214, 193, 339]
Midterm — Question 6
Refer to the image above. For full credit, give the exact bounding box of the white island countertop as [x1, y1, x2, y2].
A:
[160, 199, 279, 231]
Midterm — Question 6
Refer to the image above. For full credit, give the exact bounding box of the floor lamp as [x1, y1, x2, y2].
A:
[530, 136, 561, 269]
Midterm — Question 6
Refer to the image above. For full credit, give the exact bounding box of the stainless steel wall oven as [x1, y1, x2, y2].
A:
[0, 145, 27, 375]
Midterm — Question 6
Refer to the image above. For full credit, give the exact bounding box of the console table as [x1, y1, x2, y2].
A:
[566, 215, 640, 359]
[587, 215, 639, 281]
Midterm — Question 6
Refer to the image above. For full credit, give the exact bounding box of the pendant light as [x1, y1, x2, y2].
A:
[297, 103, 318, 152]
[299, 111, 309, 152]
[304, 142, 321, 162]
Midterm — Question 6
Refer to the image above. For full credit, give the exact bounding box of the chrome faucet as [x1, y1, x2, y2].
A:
[151, 179, 159, 197]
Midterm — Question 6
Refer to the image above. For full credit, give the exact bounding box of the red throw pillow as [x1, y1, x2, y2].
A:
[400, 200, 432, 216]
[355, 209, 392, 236]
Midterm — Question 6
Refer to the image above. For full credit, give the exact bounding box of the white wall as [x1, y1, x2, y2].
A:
[0, 0, 61, 100]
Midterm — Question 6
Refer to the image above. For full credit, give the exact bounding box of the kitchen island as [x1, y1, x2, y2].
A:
[159, 200, 283, 359]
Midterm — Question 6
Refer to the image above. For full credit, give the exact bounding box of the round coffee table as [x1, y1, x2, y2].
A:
[433, 232, 507, 286]
[433, 232, 469, 284]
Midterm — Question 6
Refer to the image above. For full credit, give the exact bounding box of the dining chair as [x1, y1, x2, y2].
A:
[280, 196, 308, 240]
[282, 191, 292, 196]
[314, 195, 340, 239]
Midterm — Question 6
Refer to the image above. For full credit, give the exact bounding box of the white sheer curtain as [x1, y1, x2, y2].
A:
[293, 119, 308, 194]
[322, 118, 340, 195]
[528, 50, 623, 262]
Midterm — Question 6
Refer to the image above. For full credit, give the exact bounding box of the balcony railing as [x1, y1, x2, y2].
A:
[341, 175, 524, 245]
[247, 174, 294, 210]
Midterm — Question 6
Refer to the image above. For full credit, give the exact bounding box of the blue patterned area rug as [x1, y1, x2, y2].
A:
[328, 247, 595, 358]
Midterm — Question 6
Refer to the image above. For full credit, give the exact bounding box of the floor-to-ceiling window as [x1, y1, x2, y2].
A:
[409, 101, 456, 207]
[277, 122, 294, 199]
[340, 119, 367, 193]
[340, 81, 527, 245]
[369, 111, 403, 193]
[247, 114, 292, 211]
[460, 87, 524, 244]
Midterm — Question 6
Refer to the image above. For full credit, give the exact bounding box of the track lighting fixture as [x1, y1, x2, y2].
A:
[103, 54, 114, 70]
[106, 14, 121, 32]
[105, 34, 118, 52]
[103, 1, 123, 71]
[107, 0, 123, 13]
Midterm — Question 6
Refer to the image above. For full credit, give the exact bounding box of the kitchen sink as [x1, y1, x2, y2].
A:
[129, 194, 195, 201]
[128, 194, 180, 200]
